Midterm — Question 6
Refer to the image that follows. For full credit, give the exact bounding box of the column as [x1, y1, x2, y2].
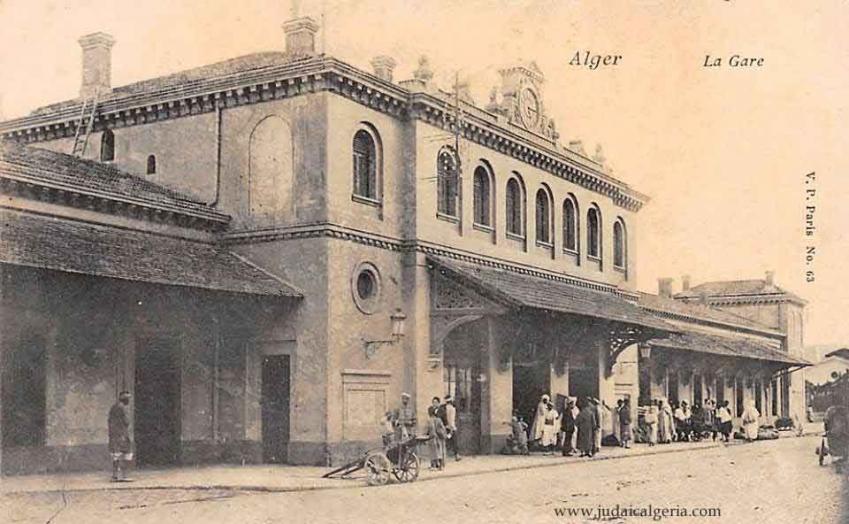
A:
[482, 316, 512, 453]
[597, 341, 617, 438]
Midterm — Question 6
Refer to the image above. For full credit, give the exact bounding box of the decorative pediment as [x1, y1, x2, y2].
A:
[490, 61, 558, 141]
[432, 270, 502, 313]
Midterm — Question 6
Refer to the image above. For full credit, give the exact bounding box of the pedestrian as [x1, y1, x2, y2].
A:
[561, 398, 578, 456]
[381, 411, 395, 446]
[540, 400, 560, 454]
[575, 398, 597, 457]
[426, 406, 447, 470]
[505, 412, 529, 454]
[619, 398, 633, 449]
[442, 395, 461, 461]
[591, 397, 603, 455]
[674, 402, 688, 442]
[658, 399, 674, 444]
[615, 399, 624, 446]
[530, 394, 550, 448]
[717, 400, 733, 442]
[702, 398, 716, 441]
[108, 390, 133, 482]
[645, 402, 659, 447]
[394, 392, 417, 440]
[741, 400, 760, 442]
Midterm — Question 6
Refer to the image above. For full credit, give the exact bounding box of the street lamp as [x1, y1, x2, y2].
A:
[639, 343, 652, 360]
[364, 308, 407, 359]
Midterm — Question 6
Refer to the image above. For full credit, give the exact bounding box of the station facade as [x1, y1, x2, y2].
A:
[0, 16, 808, 474]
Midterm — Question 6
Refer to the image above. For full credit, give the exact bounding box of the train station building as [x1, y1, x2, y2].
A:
[0, 15, 809, 474]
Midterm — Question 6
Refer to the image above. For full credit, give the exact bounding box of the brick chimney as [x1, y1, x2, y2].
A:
[371, 56, 397, 83]
[682, 275, 691, 292]
[283, 16, 320, 58]
[765, 270, 775, 286]
[78, 32, 115, 98]
[658, 278, 674, 298]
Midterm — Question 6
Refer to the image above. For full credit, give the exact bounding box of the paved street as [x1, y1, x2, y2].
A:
[2, 436, 846, 523]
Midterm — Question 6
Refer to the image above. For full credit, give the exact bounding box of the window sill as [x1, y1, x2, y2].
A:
[587, 255, 602, 262]
[436, 212, 460, 224]
[614, 265, 626, 273]
[473, 222, 494, 233]
[562, 248, 579, 257]
[352, 194, 382, 207]
[535, 240, 554, 249]
[506, 232, 526, 241]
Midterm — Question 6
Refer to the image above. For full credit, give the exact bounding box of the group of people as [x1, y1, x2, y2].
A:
[505, 394, 613, 458]
[642, 397, 761, 445]
[383, 393, 461, 471]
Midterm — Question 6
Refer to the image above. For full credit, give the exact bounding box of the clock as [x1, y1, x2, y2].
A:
[518, 86, 541, 129]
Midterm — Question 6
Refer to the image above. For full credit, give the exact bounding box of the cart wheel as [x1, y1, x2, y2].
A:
[393, 452, 420, 483]
[365, 452, 392, 486]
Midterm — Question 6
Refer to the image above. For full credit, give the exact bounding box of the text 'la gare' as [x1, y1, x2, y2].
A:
[703, 54, 765, 68]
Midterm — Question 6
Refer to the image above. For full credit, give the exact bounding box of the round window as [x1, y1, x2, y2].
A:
[351, 262, 382, 314]
[357, 270, 377, 300]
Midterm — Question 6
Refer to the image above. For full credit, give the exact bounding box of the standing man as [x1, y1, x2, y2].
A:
[442, 395, 461, 461]
[394, 392, 417, 440]
[561, 398, 578, 456]
[619, 398, 633, 449]
[108, 390, 133, 482]
[590, 397, 603, 455]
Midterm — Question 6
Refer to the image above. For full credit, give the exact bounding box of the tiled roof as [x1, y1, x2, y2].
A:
[0, 211, 301, 298]
[676, 279, 805, 304]
[428, 256, 675, 332]
[648, 329, 810, 366]
[0, 142, 228, 222]
[30, 52, 292, 116]
[638, 292, 781, 336]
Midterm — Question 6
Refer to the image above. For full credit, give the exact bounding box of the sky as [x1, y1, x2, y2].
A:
[1, 0, 847, 346]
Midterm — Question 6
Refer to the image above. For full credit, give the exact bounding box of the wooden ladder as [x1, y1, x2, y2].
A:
[71, 91, 100, 157]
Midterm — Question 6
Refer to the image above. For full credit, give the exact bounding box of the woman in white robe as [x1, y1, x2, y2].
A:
[530, 394, 550, 444]
[540, 403, 560, 452]
[741, 400, 760, 442]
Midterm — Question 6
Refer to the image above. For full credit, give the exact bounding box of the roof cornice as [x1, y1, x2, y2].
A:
[0, 56, 648, 212]
[679, 293, 807, 307]
[639, 304, 785, 340]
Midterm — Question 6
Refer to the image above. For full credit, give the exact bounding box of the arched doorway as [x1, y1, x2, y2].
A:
[442, 318, 487, 455]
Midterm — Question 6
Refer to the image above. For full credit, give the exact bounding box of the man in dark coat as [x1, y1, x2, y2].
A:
[108, 391, 133, 481]
[575, 398, 598, 457]
[561, 398, 577, 456]
[619, 398, 633, 448]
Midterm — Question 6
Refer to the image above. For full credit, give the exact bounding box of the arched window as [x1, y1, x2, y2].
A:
[473, 165, 492, 226]
[249, 116, 293, 220]
[613, 218, 626, 269]
[587, 205, 601, 259]
[146, 155, 156, 175]
[437, 149, 459, 217]
[563, 195, 579, 252]
[505, 177, 524, 236]
[352, 129, 378, 200]
[100, 129, 115, 162]
[535, 188, 552, 244]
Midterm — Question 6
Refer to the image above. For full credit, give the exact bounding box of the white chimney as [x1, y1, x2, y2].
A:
[78, 32, 115, 98]
[282, 16, 320, 58]
[371, 56, 396, 83]
[658, 278, 674, 298]
[765, 271, 775, 286]
[682, 275, 691, 292]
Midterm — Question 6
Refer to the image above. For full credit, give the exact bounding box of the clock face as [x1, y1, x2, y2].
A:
[518, 87, 541, 129]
